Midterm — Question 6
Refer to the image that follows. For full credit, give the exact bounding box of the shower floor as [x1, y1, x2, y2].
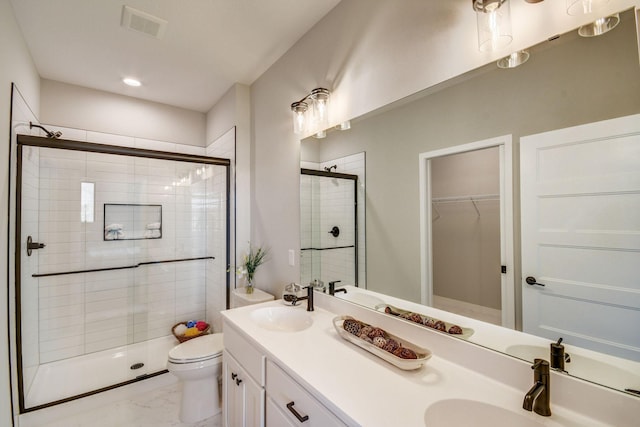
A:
[24, 335, 178, 409]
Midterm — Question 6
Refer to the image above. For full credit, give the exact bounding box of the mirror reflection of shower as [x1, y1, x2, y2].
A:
[300, 152, 366, 289]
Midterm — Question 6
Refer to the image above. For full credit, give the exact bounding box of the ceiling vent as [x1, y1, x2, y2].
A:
[121, 5, 167, 39]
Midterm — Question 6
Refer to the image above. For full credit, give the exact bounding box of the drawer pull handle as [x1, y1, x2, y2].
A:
[286, 401, 309, 423]
[235, 378, 242, 386]
[231, 372, 238, 380]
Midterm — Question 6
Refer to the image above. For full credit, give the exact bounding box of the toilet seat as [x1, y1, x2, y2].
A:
[168, 333, 224, 364]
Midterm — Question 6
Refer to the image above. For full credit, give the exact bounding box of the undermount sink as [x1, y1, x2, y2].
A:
[505, 344, 640, 391]
[424, 399, 548, 427]
[250, 306, 313, 332]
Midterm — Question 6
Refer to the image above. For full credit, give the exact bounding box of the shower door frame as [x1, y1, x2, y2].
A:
[14, 134, 231, 413]
[300, 168, 359, 286]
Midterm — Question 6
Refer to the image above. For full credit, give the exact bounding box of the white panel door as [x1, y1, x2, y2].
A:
[521, 113, 640, 361]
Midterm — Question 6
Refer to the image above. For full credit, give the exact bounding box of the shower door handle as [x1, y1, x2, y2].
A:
[27, 236, 46, 256]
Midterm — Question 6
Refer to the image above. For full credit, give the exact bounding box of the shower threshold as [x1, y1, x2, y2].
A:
[23, 335, 178, 411]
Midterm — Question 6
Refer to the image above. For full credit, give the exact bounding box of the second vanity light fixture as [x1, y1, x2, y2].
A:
[497, 49, 530, 69]
[291, 88, 331, 135]
[566, 0, 609, 16]
[472, 0, 513, 52]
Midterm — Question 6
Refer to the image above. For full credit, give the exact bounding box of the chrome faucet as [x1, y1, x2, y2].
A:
[292, 285, 314, 311]
[523, 358, 551, 416]
[550, 338, 571, 371]
[328, 280, 346, 295]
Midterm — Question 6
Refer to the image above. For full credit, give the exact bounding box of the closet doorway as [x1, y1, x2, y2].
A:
[419, 135, 514, 328]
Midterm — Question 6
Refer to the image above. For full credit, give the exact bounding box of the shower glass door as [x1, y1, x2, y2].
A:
[16, 136, 229, 411]
[300, 169, 359, 287]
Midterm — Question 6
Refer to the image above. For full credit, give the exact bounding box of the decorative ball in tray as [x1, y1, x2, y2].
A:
[333, 315, 432, 370]
[172, 320, 210, 343]
[375, 304, 474, 339]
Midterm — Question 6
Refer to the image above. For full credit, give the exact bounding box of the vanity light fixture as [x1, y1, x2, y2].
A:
[336, 120, 351, 131]
[578, 13, 619, 37]
[472, 0, 513, 52]
[290, 88, 331, 134]
[566, 0, 609, 16]
[123, 77, 142, 87]
[497, 50, 530, 69]
[313, 130, 327, 139]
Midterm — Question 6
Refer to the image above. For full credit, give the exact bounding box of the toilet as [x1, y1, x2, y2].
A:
[167, 333, 224, 423]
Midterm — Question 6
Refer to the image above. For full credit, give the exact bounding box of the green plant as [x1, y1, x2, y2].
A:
[236, 244, 269, 284]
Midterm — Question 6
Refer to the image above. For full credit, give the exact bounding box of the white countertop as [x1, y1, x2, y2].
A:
[221, 296, 628, 426]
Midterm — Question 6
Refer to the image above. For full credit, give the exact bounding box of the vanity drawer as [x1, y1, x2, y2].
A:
[266, 360, 347, 427]
[223, 320, 265, 386]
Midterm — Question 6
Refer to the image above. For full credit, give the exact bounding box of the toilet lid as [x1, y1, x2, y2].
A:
[168, 333, 224, 363]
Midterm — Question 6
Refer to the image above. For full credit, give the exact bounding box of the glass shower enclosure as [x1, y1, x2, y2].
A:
[300, 168, 360, 288]
[14, 134, 230, 411]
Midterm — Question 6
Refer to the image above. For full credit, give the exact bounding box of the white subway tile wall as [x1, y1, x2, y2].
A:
[18, 126, 228, 365]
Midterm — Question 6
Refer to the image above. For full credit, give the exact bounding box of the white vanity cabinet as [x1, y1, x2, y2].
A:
[223, 322, 266, 427]
[265, 360, 347, 427]
[223, 319, 348, 427]
[223, 350, 263, 427]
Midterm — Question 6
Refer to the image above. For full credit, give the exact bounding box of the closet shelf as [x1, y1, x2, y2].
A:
[431, 193, 499, 203]
[431, 193, 499, 219]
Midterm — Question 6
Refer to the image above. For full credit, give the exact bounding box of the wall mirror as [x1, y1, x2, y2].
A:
[300, 7, 640, 394]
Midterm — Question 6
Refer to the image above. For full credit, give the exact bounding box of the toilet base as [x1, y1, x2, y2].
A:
[178, 375, 221, 423]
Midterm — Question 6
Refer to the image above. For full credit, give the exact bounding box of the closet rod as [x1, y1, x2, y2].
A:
[431, 193, 499, 203]
[431, 193, 499, 218]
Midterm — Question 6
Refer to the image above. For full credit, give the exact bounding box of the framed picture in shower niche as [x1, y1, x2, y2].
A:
[104, 203, 162, 240]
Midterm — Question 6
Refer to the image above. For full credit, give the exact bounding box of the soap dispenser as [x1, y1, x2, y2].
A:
[282, 282, 302, 305]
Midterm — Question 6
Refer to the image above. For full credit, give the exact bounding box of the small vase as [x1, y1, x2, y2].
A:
[246, 276, 255, 294]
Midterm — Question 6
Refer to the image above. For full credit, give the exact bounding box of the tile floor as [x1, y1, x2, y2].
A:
[18, 374, 222, 427]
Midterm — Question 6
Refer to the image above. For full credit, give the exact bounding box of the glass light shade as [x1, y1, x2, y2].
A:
[310, 88, 330, 130]
[566, 0, 609, 16]
[578, 13, 619, 37]
[313, 130, 327, 139]
[473, 0, 513, 52]
[497, 50, 530, 69]
[291, 101, 308, 134]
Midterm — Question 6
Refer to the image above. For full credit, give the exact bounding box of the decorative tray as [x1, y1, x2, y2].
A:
[333, 315, 432, 370]
[374, 304, 474, 339]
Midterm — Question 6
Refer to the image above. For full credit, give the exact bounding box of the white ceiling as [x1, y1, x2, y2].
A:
[10, 0, 342, 112]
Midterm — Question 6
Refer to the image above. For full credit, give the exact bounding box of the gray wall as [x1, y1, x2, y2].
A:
[40, 79, 206, 146]
[307, 11, 640, 304]
[432, 148, 501, 309]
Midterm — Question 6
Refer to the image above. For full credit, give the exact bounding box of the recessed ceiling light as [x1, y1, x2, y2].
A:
[123, 78, 141, 87]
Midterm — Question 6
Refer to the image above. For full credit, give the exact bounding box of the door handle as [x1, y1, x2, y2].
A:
[26, 236, 46, 256]
[526, 276, 545, 287]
